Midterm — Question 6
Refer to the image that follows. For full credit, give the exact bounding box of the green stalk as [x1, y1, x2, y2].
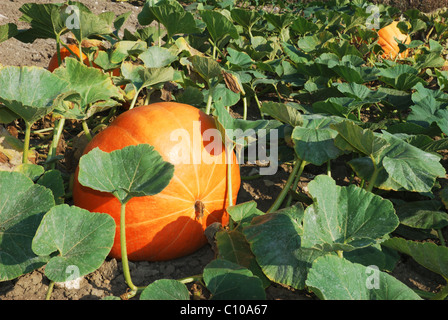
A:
[82, 120, 92, 141]
[56, 34, 62, 67]
[437, 228, 447, 247]
[120, 202, 138, 297]
[285, 162, 303, 207]
[47, 118, 65, 169]
[242, 96, 248, 120]
[226, 143, 235, 230]
[22, 122, 32, 164]
[365, 156, 379, 193]
[45, 280, 55, 300]
[205, 87, 214, 115]
[129, 89, 140, 110]
[267, 159, 306, 214]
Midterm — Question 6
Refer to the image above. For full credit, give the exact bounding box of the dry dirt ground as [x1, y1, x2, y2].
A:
[0, 0, 446, 301]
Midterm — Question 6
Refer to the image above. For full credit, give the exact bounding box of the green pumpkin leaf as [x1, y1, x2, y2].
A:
[216, 229, 270, 288]
[138, 0, 198, 40]
[121, 61, 174, 96]
[243, 206, 325, 289]
[394, 200, 448, 230]
[0, 23, 18, 43]
[302, 175, 399, 252]
[203, 259, 266, 300]
[0, 171, 54, 281]
[32, 204, 115, 283]
[261, 101, 303, 127]
[15, 3, 66, 43]
[139, 46, 178, 68]
[53, 58, 123, 120]
[78, 144, 174, 204]
[306, 255, 422, 300]
[0, 66, 69, 124]
[140, 279, 190, 300]
[226, 200, 263, 227]
[382, 237, 448, 280]
[200, 9, 239, 49]
[291, 114, 345, 166]
[331, 120, 390, 163]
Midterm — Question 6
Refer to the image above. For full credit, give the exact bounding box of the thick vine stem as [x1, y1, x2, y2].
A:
[120, 202, 139, 295]
[47, 118, 66, 169]
[365, 156, 379, 193]
[205, 88, 214, 115]
[226, 142, 235, 230]
[267, 158, 306, 214]
[22, 122, 32, 164]
[45, 280, 55, 300]
[82, 120, 93, 141]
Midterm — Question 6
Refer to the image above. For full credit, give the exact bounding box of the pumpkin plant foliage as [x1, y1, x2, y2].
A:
[2, 0, 448, 301]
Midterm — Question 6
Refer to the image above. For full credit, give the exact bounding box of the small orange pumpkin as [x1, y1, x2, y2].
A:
[48, 42, 120, 77]
[377, 21, 411, 59]
[72, 102, 241, 261]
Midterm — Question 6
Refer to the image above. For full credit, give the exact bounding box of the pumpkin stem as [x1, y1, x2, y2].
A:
[194, 200, 205, 219]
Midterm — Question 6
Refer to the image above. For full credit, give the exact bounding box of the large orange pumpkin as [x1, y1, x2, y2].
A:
[377, 21, 411, 59]
[72, 102, 241, 261]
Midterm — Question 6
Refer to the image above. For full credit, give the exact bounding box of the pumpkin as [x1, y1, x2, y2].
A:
[72, 102, 241, 261]
[377, 21, 411, 59]
[48, 42, 120, 77]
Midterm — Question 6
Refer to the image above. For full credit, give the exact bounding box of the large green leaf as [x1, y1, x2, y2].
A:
[261, 101, 302, 127]
[53, 58, 123, 120]
[334, 121, 445, 193]
[121, 61, 174, 96]
[0, 171, 54, 281]
[216, 229, 270, 288]
[306, 255, 422, 300]
[203, 259, 266, 300]
[138, 0, 198, 40]
[230, 8, 261, 36]
[302, 175, 399, 252]
[0, 66, 69, 124]
[378, 64, 426, 91]
[32, 204, 115, 283]
[200, 10, 239, 49]
[331, 120, 390, 163]
[383, 237, 448, 281]
[407, 83, 448, 135]
[78, 144, 174, 204]
[15, 3, 66, 43]
[66, 4, 114, 44]
[291, 114, 345, 166]
[243, 206, 325, 289]
[394, 200, 448, 230]
[139, 46, 178, 68]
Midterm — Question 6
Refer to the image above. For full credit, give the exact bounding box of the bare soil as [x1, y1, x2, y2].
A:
[0, 0, 446, 300]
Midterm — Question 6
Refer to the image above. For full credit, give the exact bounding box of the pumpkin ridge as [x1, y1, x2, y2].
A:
[145, 208, 198, 259]
[202, 177, 227, 201]
[172, 174, 196, 199]
[126, 206, 192, 226]
[202, 159, 219, 197]
[158, 103, 202, 197]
